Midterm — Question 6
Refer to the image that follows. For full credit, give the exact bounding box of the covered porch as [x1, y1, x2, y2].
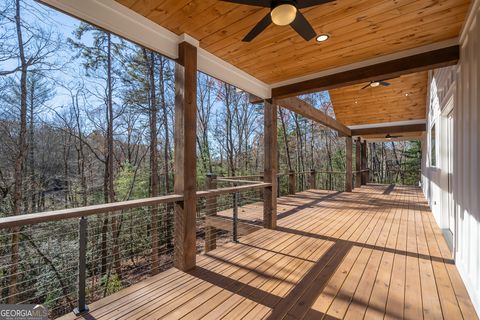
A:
[59, 185, 477, 320]
[0, 0, 478, 318]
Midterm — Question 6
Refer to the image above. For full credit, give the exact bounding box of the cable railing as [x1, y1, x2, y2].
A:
[196, 175, 268, 252]
[0, 167, 377, 318]
[369, 169, 420, 186]
[0, 194, 182, 318]
[0, 179, 272, 319]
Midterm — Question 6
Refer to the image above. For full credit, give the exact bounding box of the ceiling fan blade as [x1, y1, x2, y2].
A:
[379, 81, 391, 86]
[290, 11, 316, 41]
[242, 13, 272, 42]
[220, 0, 271, 7]
[297, 0, 336, 9]
[361, 83, 371, 90]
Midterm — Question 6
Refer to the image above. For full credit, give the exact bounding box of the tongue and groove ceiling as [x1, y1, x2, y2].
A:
[117, 0, 469, 85]
[329, 71, 428, 126]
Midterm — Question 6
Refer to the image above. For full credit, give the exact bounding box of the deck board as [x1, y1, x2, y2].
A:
[58, 185, 478, 320]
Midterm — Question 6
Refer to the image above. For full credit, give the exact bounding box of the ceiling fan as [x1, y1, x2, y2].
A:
[361, 80, 391, 90]
[220, 0, 335, 42]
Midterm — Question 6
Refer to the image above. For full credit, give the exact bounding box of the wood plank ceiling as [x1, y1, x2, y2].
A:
[117, 0, 470, 85]
[329, 71, 428, 127]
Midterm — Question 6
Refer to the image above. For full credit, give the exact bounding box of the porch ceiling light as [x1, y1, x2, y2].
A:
[316, 34, 329, 42]
[271, 4, 297, 26]
[370, 81, 381, 87]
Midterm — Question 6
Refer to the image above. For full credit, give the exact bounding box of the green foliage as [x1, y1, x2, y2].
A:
[402, 141, 422, 185]
[101, 274, 122, 296]
[115, 162, 149, 200]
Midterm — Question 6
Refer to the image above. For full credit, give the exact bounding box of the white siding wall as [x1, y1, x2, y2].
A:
[422, 0, 480, 314]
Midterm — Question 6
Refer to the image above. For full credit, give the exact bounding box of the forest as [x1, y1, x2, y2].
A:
[0, 0, 421, 317]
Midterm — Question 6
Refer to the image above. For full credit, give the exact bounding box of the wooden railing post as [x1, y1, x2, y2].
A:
[345, 136, 353, 192]
[173, 41, 197, 271]
[288, 170, 296, 194]
[309, 169, 316, 189]
[73, 217, 89, 315]
[355, 138, 362, 188]
[263, 100, 277, 229]
[205, 173, 217, 252]
[361, 140, 368, 185]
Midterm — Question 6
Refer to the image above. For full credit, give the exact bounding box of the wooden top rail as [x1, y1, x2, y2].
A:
[0, 194, 184, 230]
[0, 181, 273, 230]
[316, 171, 347, 174]
[216, 178, 263, 184]
[197, 182, 271, 197]
[219, 175, 263, 180]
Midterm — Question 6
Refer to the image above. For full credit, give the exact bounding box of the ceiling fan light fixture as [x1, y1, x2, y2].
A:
[271, 4, 297, 26]
[316, 34, 329, 42]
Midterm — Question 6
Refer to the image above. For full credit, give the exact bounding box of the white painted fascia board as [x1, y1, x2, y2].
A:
[197, 48, 271, 99]
[39, 0, 179, 59]
[347, 119, 427, 130]
[38, 0, 272, 99]
[363, 137, 421, 142]
[270, 38, 460, 88]
[460, 0, 480, 44]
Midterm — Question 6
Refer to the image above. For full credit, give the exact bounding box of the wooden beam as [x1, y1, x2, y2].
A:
[272, 46, 459, 99]
[174, 41, 197, 271]
[249, 93, 263, 104]
[288, 170, 296, 195]
[263, 100, 277, 229]
[351, 123, 426, 136]
[274, 97, 351, 136]
[355, 138, 361, 188]
[361, 141, 368, 185]
[345, 137, 353, 192]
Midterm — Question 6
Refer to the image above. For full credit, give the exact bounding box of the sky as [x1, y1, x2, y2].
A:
[1, 0, 333, 123]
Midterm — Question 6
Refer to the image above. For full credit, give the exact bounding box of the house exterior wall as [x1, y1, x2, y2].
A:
[422, 0, 480, 314]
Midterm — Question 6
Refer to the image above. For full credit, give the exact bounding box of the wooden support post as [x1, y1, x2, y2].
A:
[174, 42, 197, 271]
[288, 170, 296, 194]
[309, 169, 316, 189]
[205, 173, 217, 252]
[263, 100, 277, 229]
[361, 140, 368, 185]
[345, 136, 353, 192]
[355, 138, 362, 188]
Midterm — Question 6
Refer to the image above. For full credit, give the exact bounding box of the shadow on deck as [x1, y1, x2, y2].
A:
[59, 185, 478, 320]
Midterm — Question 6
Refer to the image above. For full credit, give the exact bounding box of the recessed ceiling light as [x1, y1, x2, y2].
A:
[355, 101, 358, 104]
[316, 34, 329, 42]
[405, 93, 409, 96]
[370, 81, 380, 87]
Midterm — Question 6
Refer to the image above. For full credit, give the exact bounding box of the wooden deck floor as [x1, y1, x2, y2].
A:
[60, 185, 478, 320]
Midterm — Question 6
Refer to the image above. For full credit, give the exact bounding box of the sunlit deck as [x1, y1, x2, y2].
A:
[60, 185, 477, 320]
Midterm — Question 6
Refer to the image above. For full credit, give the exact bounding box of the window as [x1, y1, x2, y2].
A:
[431, 124, 436, 166]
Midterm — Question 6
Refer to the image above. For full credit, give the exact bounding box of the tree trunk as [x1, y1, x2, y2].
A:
[106, 33, 121, 277]
[146, 50, 160, 274]
[9, 0, 28, 303]
[279, 108, 292, 171]
[159, 56, 173, 250]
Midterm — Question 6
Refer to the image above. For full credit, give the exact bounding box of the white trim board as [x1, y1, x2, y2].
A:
[38, 0, 272, 99]
[460, 0, 480, 44]
[347, 119, 427, 130]
[270, 38, 459, 88]
[363, 137, 421, 142]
